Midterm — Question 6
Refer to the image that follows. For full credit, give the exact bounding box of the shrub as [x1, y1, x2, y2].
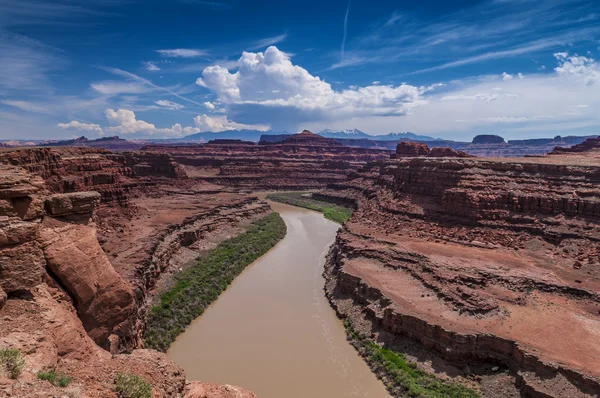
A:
[114, 372, 152, 398]
[343, 320, 480, 398]
[38, 369, 72, 387]
[0, 348, 25, 379]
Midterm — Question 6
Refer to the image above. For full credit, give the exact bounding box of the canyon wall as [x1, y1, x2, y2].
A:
[0, 147, 264, 396]
[322, 150, 600, 397]
[142, 130, 393, 190]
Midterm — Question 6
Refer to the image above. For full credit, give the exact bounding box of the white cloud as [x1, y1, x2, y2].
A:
[143, 61, 161, 71]
[104, 109, 202, 137]
[194, 114, 269, 132]
[68, 108, 267, 137]
[1, 100, 51, 114]
[197, 46, 423, 129]
[203, 101, 215, 110]
[91, 81, 151, 95]
[554, 52, 600, 84]
[156, 49, 207, 58]
[155, 100, 185, 110]
[502, 72, 513, 81]
[57, 120, 103, 134]
[105, 109, 156, 134]
[247, 33, 288, 51]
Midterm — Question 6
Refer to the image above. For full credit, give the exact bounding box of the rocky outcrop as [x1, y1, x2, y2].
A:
[45, 191, 101, 216]
[472, 134, 506, 144]
[0, 147, 186, 208]
[40, 217, 136, 349]
[396, 141, 431, 156]
[550, 137, 600, 154]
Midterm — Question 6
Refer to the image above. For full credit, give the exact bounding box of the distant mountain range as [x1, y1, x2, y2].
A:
[317, 129, 437, 141]
[182, 128, 437, 142]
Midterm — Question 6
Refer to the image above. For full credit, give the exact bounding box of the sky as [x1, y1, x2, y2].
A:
[0, 0, 599, 141]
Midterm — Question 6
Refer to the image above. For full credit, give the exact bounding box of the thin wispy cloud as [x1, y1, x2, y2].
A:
[156, 48, 208, 58]
[340, 0, 351, 61]
[332, 0, 600, 71]
[98, 66, 206, 107]
[247, 33, 288, 51]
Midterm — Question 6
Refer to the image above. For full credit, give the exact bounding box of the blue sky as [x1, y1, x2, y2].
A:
[0, 0, 599, 141]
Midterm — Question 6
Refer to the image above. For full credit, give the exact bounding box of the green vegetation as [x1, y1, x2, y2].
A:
[343, 320, 480, 398]
[38, 369, 72, 387]
[114, 372, 152, 398]
[144, 212, 287, 351]
[0, 348, 25, 379]
[266, 192, 353, 224]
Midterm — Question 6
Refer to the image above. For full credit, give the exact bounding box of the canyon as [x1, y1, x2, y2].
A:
[0, 132, 599, 397]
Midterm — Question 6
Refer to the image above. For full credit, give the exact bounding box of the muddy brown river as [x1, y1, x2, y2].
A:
[167, 201, 390, 397]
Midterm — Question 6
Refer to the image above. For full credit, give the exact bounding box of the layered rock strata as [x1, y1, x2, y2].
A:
[142, 130, 392, 190]
[0, 148, 265, 396]
[322, 154, 600, 397]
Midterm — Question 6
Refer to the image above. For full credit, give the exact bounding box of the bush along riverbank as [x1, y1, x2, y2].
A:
[144, 212, 287, 351]
[266, 192, 353, 224]
[343, 320, 480, 398]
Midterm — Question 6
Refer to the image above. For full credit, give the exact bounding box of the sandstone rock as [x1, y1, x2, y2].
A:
[0, 166, 43, 199]
[396, 141, 431, 157]
[0, 241, 46, 293]
[45, 191, 101, 217]
[39, 219, 135, 347]
[0, 217, 39, 247]
[183, 381, 257, 398]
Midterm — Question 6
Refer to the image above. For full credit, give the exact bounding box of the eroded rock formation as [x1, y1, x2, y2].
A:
[321, 153, 600, 396]
[0, 147, 269, 396]
[141, 130, 393, 190]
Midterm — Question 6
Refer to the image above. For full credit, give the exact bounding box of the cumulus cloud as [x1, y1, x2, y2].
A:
[502, 72, 513, 81]
[155, 100, 185, 110]
[57, 120, 103, 134]
[554, 52, 600, 85]
[203, 101, 215, 110]
[105, 109, 156, 134]
[58, 108, 268, 138]
[195, 46, 423, 129]
[156, 49, 206, 58]
[193, 114, 269, 132]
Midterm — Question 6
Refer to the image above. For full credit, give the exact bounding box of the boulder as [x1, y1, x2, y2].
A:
[45, 191, 101, 217]
[183, 381, 257, 398]
[39, 219, 135, 346]
[0, 217, 39, 247]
